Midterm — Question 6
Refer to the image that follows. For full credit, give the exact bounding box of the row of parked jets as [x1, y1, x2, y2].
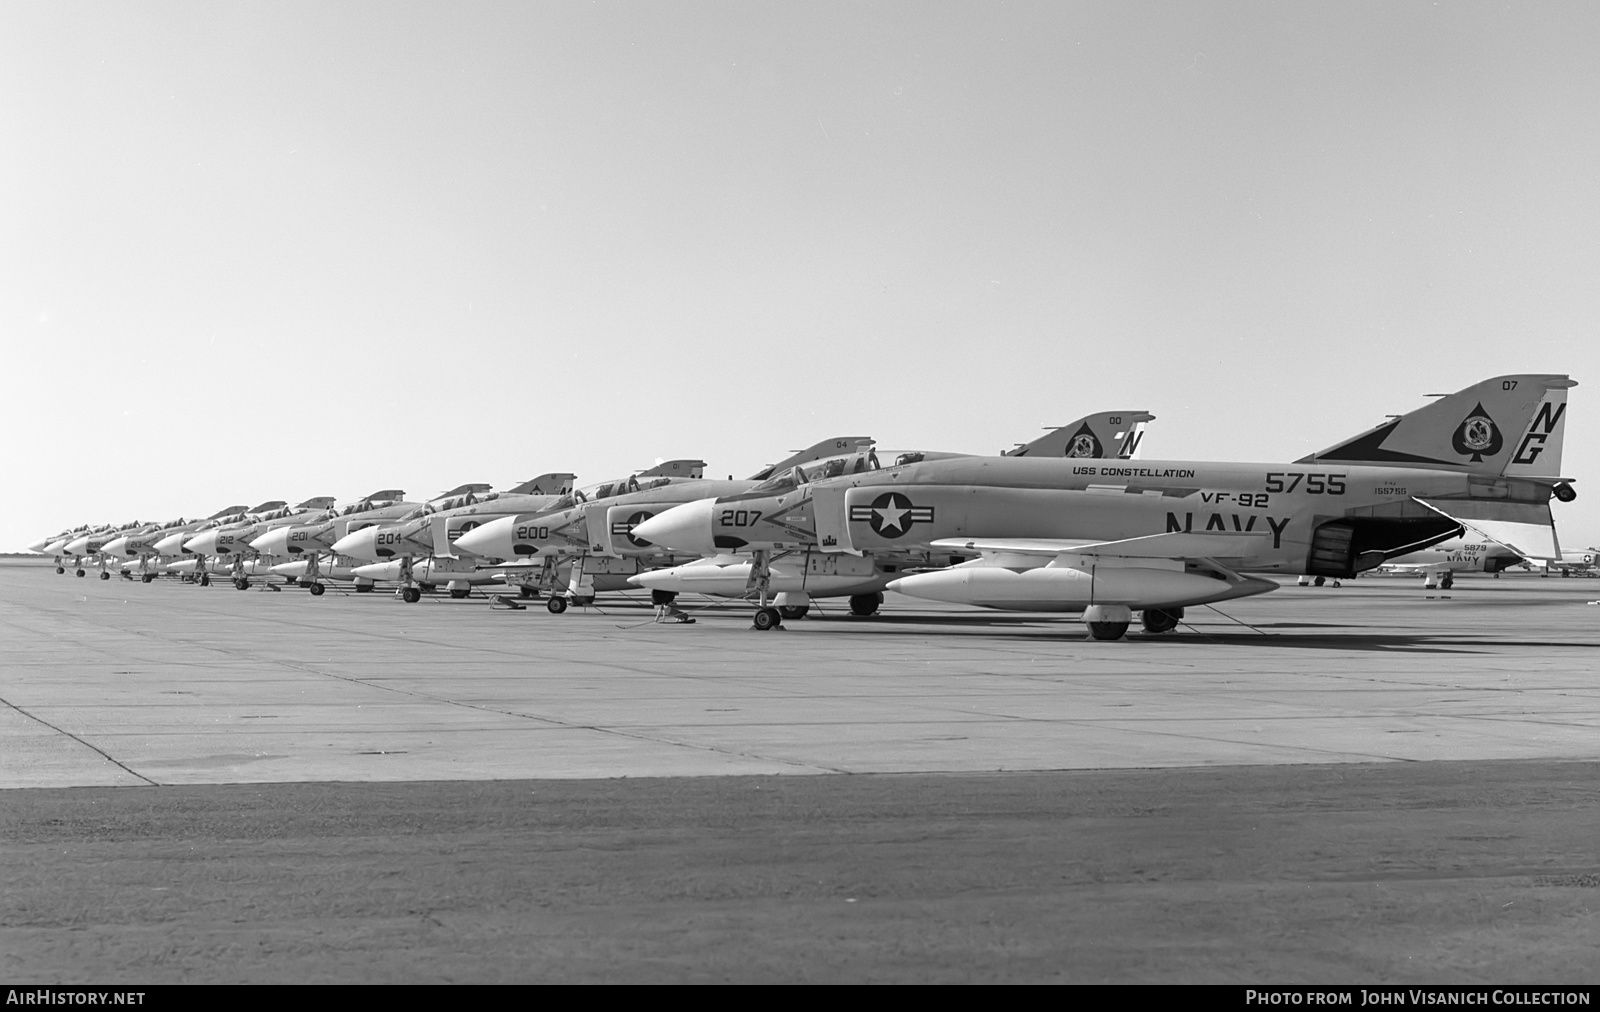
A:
[28, 374, 1586, 639]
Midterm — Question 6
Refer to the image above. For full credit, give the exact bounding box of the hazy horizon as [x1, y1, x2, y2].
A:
[4, 2, 1595, 550]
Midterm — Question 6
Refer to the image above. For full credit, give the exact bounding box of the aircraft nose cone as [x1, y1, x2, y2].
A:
[250, 528, 290, 555]
[454, 516, 515, 558]
[185, 532, 219, 555]
[100, 537, 129, 557]
[330, 526, 384, 562]
[154, 532, 188, 555]
[630, 499, 717, 555]
[43, 538, 71, 554]
[64, 536, 92, 555]
[26, 537, 54, 553]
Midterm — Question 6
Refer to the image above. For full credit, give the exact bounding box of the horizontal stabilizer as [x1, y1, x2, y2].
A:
[932, 531, 1271, 560]
[1413, 498, 1560, 560]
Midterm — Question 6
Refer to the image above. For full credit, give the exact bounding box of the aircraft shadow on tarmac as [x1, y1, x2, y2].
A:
[800, 613, 1598, 654]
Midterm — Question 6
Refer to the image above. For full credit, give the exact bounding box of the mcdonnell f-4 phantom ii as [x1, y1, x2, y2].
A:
[248, 490, 417, 594]
[634, 376, 1575, 638]
[174, 497, 337, 589]
[329, 474, 578, 601]
[622, 412, 1157, 621]
[449, 440, 892, 611]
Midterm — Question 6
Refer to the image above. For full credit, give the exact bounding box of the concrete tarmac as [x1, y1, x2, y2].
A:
[4, 560, 1600, 982]
[2, 561, 1598, 788]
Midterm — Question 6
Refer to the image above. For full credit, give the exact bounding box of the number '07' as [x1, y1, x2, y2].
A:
[1264, 472, 1345, 495]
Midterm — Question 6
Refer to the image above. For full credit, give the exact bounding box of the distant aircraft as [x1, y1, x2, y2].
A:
[250, 490, 416, 595]
[1544, 547, 1598, 577]
[635, 376, 1575, 637]
[454, 446, 859, 612]
[98, 506, 251, 582]
[175, 498, 335, 589]
[328, 474, 578, 600]
[1376, 536, 1526, 589]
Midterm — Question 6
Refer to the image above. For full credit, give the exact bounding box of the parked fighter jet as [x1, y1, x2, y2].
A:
[1376, 536, 1526, 589]
[452, 432, 1035, 614]
[624, 412, 1156, 619]
[176, 497, 335, 589]
[99, 507, 250, 582]
[59, 522, 145, 579]
[329, 474, 577, 600]
[1544, 547, 1599, 577]
[248, 490, 414, 594]
[634, 376, 1575, 637]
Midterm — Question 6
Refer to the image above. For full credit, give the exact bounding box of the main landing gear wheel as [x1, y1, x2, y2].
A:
[56, 566, 65, 574]
[752, 606, 782, 631]
[308, 582, 326, 596]
[141, 574, 153, 584]
[200, 574, 211, 587]
[355, 583, 374, 593]
[1312, 575, 1326, 587]
[777, 605, 809, 620]
[99, 571, 110, 580]
[1440, 573, 1454, 590]
[76, 569, 85, 578]
[233, 578, 250, 590]
[449, 588, 471, 599]
[650, 589, 677, 607]
[519, 586, 538, 600]
[1141, 608, 1183, 634]
[849, 592, 883, 617]
[546, 596, 568, 614]
[401, 587, 422, 603]
[1087, 621, 1130, 641]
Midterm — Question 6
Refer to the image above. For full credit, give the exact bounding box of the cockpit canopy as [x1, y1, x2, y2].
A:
[546, 474, 678, 512]
[747, 448, 882, 495]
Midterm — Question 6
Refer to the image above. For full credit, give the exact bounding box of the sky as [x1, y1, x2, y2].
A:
[3, 1, 1596, 550]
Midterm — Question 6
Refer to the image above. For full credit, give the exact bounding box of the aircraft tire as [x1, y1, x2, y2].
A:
[99, 571, 110, 580]
[849, 592, 882, 617]
[401, 587, 421, 604]
[235, 578, 250, 590]
[56, 567, 64, 574]
[778, 605, 809, 620]
[450, 588, 470, 599]
[355, 583, 374, 593]
[200, 574, 210, 587]
[308, 583, 326, 597]
[1313, 576, 1326, 587]
[752, 607, 782, 631]
[519, 586, 538, 599]
[76, 569, 85, 577]
[141, 574, 153, 584]
[650, 589, 677, 606]
[1087, 621, 1129, 641]
[1141, 608, 1183, 634]
[1441, 573, 1454, 590]
[546, 596, 568, 614]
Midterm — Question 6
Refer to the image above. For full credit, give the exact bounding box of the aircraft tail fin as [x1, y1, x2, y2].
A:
[1003, 411, 1155, 460]
[505, 472, 576, 495]
[362, 489, 405, 502]
[748, 437, 873, 480]
[1299, 375, 1577, 477]
[208, 504, 250, 519]
[637, 459, 706, 480]
[296, 496, 336, 510]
